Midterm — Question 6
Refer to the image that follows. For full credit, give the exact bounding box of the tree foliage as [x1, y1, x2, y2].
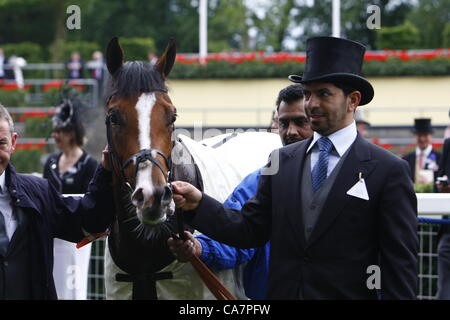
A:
[0, 0, 448, 59]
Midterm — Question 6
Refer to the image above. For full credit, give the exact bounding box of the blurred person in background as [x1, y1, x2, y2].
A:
[148, 52, 158, 67]
[402, 118, 440, 185]
[65, 51, 84, 79]
[355, 109, 370, 138]
[0, 48, 14, 81]
[269, 110, 279, 133]
[86, 51, 105, 97]
[43, 97, 98, 299]
[87, 51, 104, 84]
[444, 110, 450, 139]
[168, 84, 312, 299]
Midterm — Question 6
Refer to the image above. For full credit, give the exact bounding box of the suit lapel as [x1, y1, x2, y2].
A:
[282, 138, 311, 248]
[306, 135, 378, 248]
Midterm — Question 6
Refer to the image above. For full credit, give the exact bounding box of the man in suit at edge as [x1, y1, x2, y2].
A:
[402, 118, 440, 185]
[436, 137, 450, 299]
[170, 37, 418, 299]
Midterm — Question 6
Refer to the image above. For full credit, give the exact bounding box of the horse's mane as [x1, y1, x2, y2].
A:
[107, 61, 167, 101]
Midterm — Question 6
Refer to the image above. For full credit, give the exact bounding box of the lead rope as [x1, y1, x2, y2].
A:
[169, 179, 237, 300]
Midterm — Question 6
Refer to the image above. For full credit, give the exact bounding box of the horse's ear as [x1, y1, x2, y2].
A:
[106, 36, 124, 75]
[155, 38, 177, 78]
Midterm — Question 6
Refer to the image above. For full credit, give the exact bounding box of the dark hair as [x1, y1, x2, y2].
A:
[106, 61, 167, 101]
[329, 81, 357, 96]
[276, 84, 304, 111]
[53, 97, 86, 147]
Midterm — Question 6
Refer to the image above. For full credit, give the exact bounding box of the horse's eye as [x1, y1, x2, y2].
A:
[110, 112, 121, 126]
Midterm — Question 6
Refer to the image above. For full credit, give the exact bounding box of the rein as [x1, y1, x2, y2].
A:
[173, 212, 237, 300]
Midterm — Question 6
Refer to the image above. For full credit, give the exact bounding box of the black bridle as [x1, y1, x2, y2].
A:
[105, 90, 183, 239]
[105, 91, 173, 188]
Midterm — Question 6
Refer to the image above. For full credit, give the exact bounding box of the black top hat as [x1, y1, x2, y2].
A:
[288, 36, 374, 106]
[413, 118, 433, 134]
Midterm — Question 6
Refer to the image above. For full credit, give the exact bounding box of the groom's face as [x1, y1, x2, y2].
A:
[303, 82, 357, 136]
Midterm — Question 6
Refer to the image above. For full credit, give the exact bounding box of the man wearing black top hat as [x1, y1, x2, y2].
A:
[402, 118, 440, 185]
[170, 37, 418, 299]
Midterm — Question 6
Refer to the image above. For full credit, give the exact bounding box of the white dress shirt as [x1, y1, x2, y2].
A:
[307, 121, 358, 177]
[0, 170, 17, 240]
[415, 144, 432, 169]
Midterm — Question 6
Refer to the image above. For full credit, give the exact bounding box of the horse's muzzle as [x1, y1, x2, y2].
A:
[138, 184, 173, 225]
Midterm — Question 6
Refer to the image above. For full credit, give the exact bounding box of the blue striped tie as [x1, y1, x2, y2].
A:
[0, 212, 9, 256]
[311, 137, 334, 193]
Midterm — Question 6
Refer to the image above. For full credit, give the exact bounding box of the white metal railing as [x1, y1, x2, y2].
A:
[417, 193, 450, 215]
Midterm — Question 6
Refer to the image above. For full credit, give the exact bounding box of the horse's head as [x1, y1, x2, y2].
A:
[105, 37, 177, 225]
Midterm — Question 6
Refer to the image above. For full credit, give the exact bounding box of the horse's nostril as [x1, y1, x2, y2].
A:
[162, 185, 173, 203]
[131, 188, 144, 207]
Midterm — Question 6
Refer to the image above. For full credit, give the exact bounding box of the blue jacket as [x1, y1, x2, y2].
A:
[196, 168, 270, 299]
[6, 163, 113, 299]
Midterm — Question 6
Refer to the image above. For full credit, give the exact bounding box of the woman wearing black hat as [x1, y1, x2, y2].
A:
[43, 98, 98, 299]
[43, 99, 98, 195]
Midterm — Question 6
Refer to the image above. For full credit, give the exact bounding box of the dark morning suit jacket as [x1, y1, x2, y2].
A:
[438, 138, 450, 234]
[402, 149, 441, 183]
[185, 134, 418, 299]
[439, 138, 450, 179]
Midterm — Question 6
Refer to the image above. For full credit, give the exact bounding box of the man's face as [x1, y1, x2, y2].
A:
[71, 52, 80, 61]
[416, 133, 432, 150]
[278, 98, 313, 146]
[0, 119, 17, 175]
[303, 82, 358, 136]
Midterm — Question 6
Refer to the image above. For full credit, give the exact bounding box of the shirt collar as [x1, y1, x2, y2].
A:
[0, 170, 6, 194]
[416, 144, 432, 157]
[307, 121, 358, 156]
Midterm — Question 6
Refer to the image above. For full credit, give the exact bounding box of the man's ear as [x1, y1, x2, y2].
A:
[347, 91, 361, 112]
[10, 132, 18, 154]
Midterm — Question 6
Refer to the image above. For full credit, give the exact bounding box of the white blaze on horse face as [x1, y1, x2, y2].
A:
[132, 93, 156, 210]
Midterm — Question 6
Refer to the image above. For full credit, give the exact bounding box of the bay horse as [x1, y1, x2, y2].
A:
[103, 37, 242, 300]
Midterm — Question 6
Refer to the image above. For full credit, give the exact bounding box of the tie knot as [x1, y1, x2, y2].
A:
[317, 137, 333, 153]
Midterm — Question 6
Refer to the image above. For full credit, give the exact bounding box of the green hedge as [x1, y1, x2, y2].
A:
[0, 89, 27, 107]
[170, 58, 450, 79]
[443, 22, 450, 48]
[362, 58, 450, 77]
[11, 149, 45, 174]
[1, 42, 44, 62]
[24, 117, 52, 138]
[120, 37, 156, 61]
[377, 22, 420, 50]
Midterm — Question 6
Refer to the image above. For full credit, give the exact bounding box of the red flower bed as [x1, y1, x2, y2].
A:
[17, 109, 55, 122]
[176, 48, 449, 65]
[41, 80, 85, 91]
[16, 140, 46, 151]
[0, 82, 32, 90]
